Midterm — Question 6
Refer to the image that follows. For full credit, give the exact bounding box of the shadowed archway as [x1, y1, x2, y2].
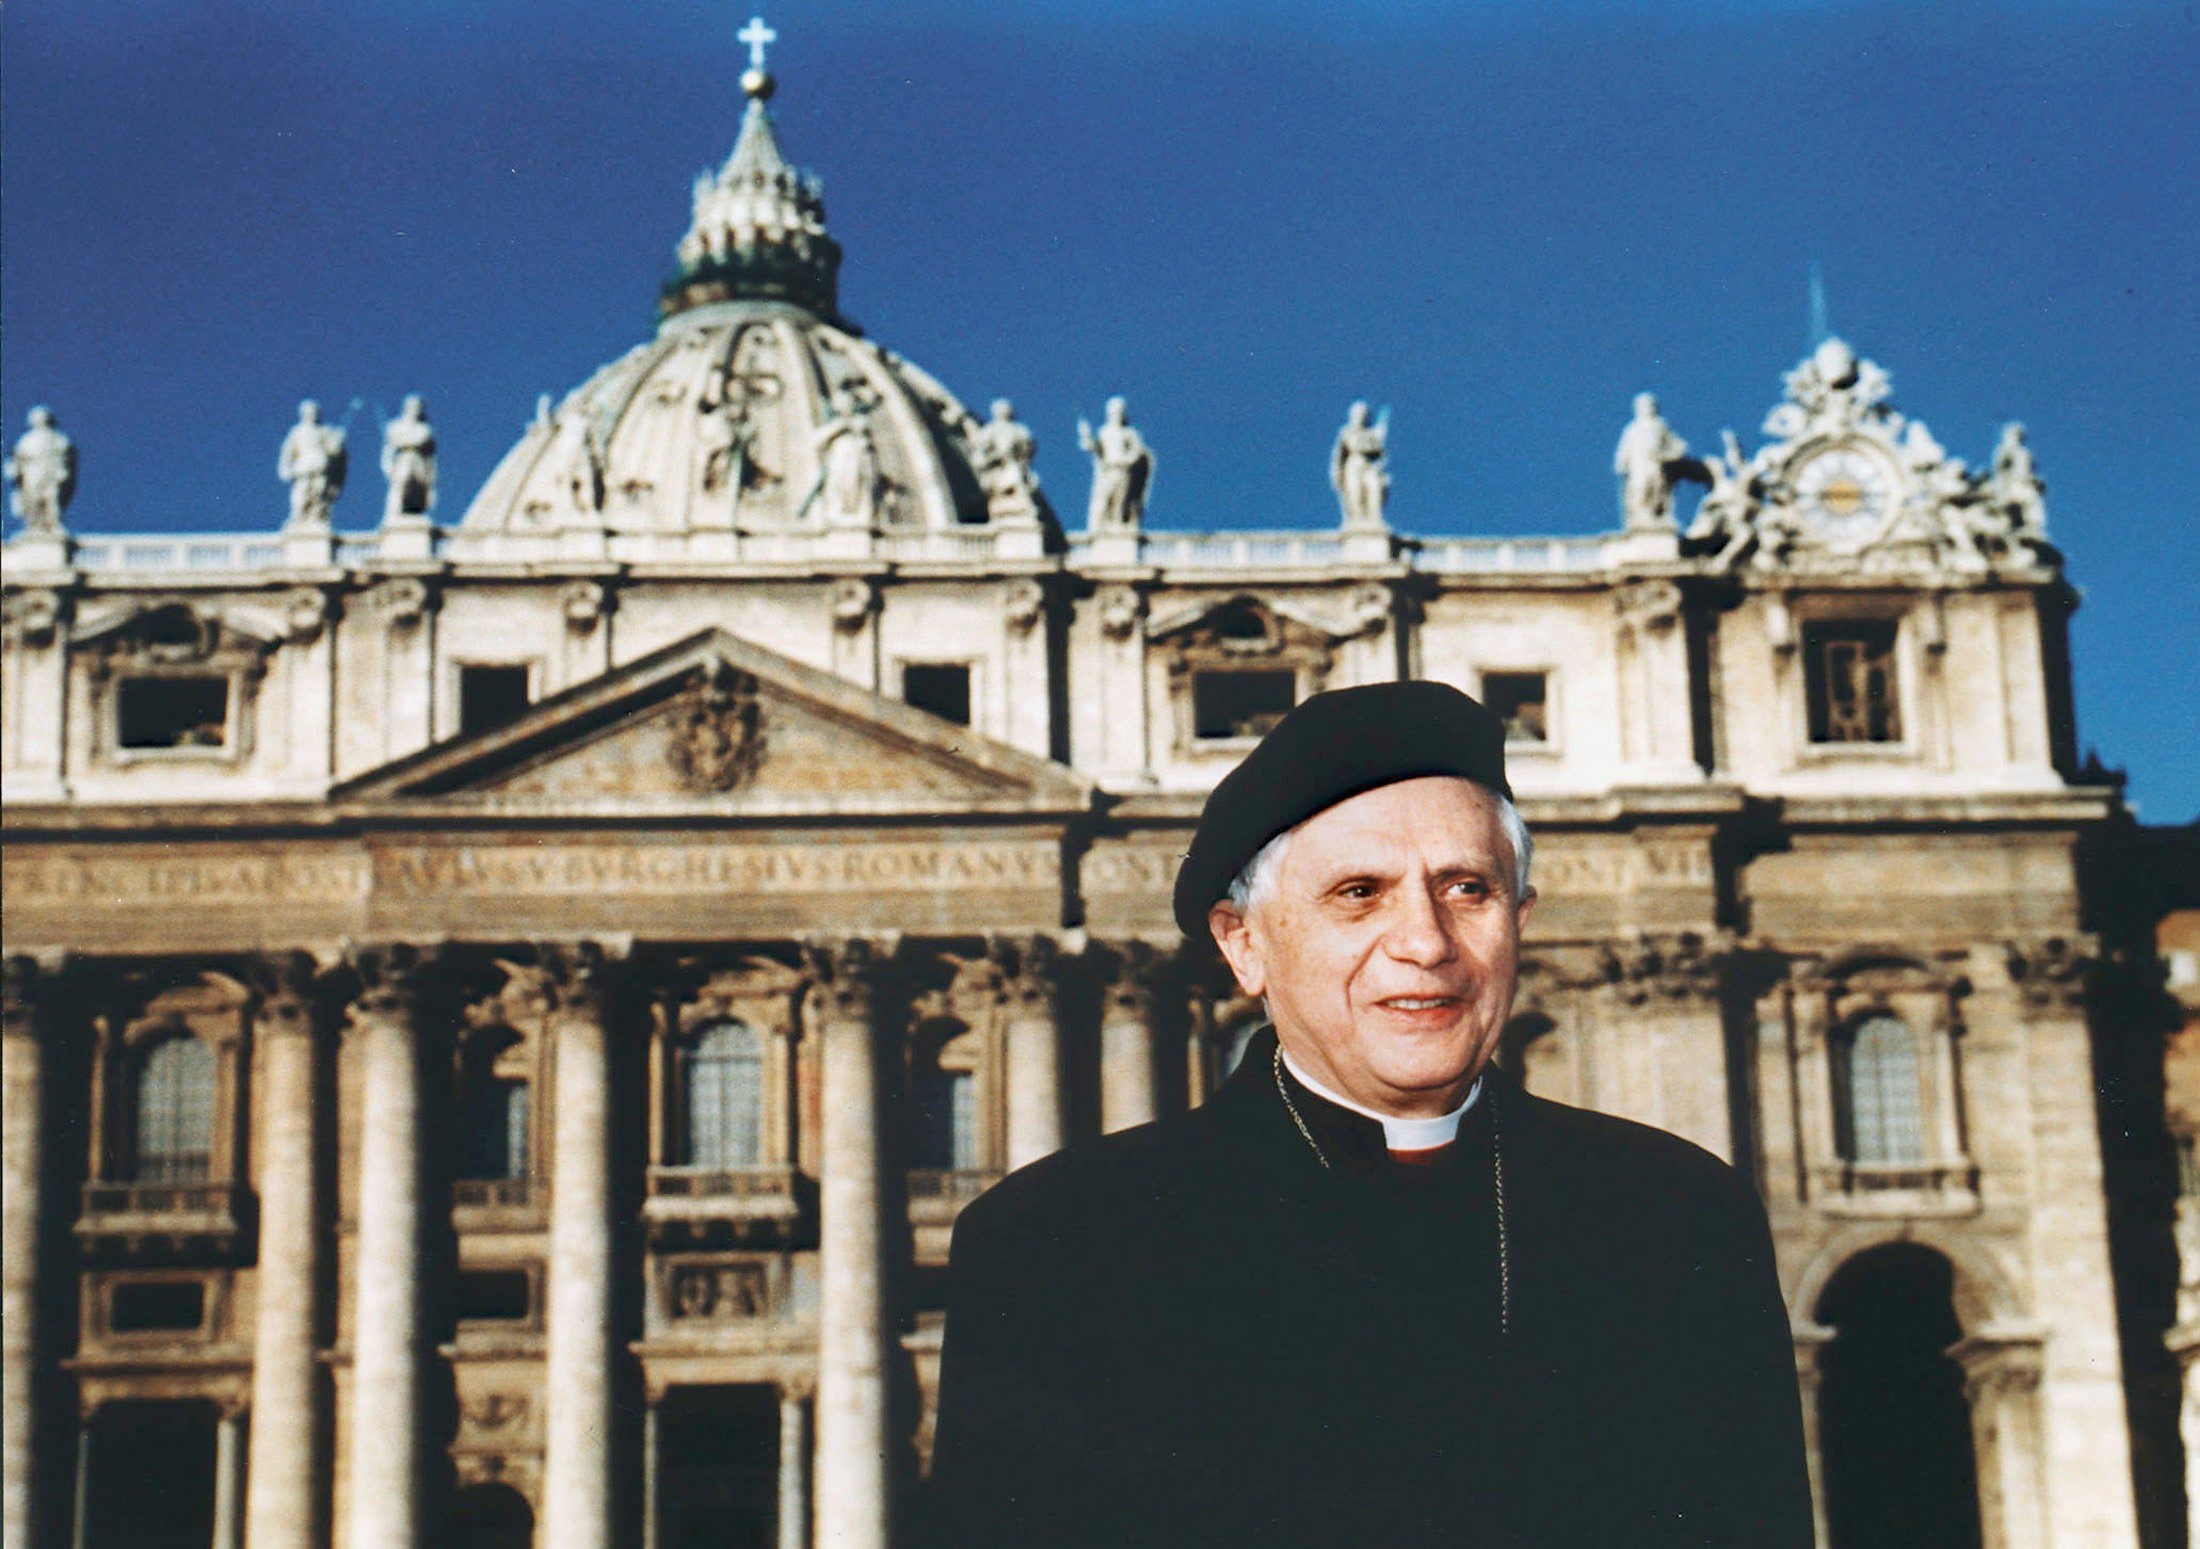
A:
[1814, 1242, 1982, 1549]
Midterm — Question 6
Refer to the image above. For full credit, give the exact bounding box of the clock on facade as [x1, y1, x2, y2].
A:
[1791, 446, 1897, 546]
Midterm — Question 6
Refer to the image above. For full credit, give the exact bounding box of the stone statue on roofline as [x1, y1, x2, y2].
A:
[973, 399, 1042, 520]
[278, 400, 348, 530]
[5, 406, 76, 535]
[1613, 393, 1688, 532]
[381, 395, 438, 524]
[1078, 396, 1153, 532]
[1991, 422, 2047, 537]
[1331, 402, 1390, 531]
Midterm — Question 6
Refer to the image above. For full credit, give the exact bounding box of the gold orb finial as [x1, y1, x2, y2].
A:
[742, 66, 775, 100]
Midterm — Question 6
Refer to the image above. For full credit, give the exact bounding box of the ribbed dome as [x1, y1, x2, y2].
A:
[458, 301, 992, 535]
[457, 40, 1019, 543]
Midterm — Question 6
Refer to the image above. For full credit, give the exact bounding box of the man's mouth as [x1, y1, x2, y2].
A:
[1381, 996, 1459, 1011]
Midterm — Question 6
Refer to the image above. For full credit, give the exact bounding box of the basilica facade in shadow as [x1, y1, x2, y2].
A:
[4, 30, 2193, 1549]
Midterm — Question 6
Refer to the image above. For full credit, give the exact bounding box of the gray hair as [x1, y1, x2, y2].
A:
[1224, 786, 1534, 916]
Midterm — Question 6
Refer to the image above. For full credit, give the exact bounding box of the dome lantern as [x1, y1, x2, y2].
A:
[662, 16, 842, 320]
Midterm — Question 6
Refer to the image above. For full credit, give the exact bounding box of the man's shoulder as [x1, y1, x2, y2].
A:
[1510, 1084, 1761, 1220]
[952, 1108, 1222, 1255]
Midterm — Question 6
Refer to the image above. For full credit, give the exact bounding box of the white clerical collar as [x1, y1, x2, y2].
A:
[1279, 1048, 1481, 1150]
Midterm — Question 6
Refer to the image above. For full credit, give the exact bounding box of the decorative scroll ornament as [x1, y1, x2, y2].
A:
[667, 661, 766, 793]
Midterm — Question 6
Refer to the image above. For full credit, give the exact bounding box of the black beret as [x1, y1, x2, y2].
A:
[1171, 680, 1512, 944]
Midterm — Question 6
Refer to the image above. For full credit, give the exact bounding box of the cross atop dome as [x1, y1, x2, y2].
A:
[738, 15, 778, 99]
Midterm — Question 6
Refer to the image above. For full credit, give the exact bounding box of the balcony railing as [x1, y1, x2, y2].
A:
[1816, 1159, 1981, 1215]
[75, 1180, 252, 1258]
[642, 1165, 807, 1232]
[453, 1176, 537, 1211]
[907, 1168, 1002, 1220]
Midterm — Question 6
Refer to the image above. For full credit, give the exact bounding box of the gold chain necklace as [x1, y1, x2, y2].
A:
[1272, 1044, 1513, 1337]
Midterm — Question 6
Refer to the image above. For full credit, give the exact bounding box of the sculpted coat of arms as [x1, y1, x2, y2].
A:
[667, 661, 767, 792]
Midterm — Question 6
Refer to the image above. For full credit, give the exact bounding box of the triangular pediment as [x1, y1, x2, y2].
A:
[334, 629, 1092, 816]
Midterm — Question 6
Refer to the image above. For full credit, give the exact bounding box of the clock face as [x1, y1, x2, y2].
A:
[1792, 446, 1896, 546]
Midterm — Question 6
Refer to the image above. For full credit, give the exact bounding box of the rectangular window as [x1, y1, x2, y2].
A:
[1804, 622, 1902, 744]
[109, 1279, 206, 1333]
[1192, 668, 1295, 740]
[115, 677, 230, 750]
[455, 1269, 533, 1323]
[458, 664, 532, 737]
[1481, 672, 1550, 744]
[902, 663, 972, 727]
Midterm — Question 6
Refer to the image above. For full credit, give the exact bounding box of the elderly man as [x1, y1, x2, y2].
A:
[926, 681, 1812, 1546]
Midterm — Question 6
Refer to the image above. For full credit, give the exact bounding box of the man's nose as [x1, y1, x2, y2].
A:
[1382, 883, 1458, 967]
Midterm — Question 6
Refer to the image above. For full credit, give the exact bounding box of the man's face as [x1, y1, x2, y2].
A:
[1208, 776, 1535, 1118]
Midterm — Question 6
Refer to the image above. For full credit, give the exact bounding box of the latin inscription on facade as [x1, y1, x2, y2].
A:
[373, 839, 1058, 899]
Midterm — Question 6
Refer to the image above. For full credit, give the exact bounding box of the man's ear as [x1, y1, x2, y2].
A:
[1514, 886, 1538, 932]
[1207, 901, 1266, 1000]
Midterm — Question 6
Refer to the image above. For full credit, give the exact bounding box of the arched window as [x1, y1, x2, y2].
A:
[912, 1027, 979, 1171]
[682, 1020, 764, 1169]
[130, 1033, 216, 1183]
[1834, 1014, 1925, 1165]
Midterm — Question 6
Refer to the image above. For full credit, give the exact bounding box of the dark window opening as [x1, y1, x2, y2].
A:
[110, 1279, 206, 1333]
[902, 663, 972, 727]
[1193, 669, 1295, 740]
[459, 665, 533, 737]
[1482, 672, 1550, 744]
[455, 1269, 533, 1323]
[1805, 622, 1902, 744]
[461, 1077, 530, 1182]
[116, 677, 230, 750]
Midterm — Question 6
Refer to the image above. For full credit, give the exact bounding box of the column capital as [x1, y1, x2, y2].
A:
[535, 936, 633, 1020]
[246, 948, 340, 1041]
[342, 940, 443, 1029]
[984, 932, 1062, 1018]
[1099, 938, 1176, 1024]
[1948, 1332, 2046, 1404]
[2003, 934, 2095, 1015]
[800, 934, 898, 1023]
[2, 950, 71, 1041]
[778, 1374, 818, 1405]
[1596, 930, 1731, 1006]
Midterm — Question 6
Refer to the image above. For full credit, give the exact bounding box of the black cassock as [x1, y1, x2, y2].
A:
[922, 1028, 1813, 1547]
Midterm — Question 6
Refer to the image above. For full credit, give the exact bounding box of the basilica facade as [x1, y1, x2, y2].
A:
[2, 38, 2191, 1549]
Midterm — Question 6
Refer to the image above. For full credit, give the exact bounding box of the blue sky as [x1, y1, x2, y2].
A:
[4, 1, 2195, 818]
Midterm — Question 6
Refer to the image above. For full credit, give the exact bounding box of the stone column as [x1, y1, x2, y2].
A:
[803, 939, 891, 1549]
[343, 944, 437, 1549]
[3, 954, 63, 1549]
[1952, 1336, 2048, 1549]
[211, 1405, 246, 1549]
[67, 1417, 90, 1549]
[1791, 1324, 1832, 1549]
[539, 941, 623, 1549]
[1099, 945, 1164, 1135]
[640, 1397, 661, 1549]
[244, 953, 327, 1549]
[778, 1382, 812, 1549]
[993, 936, 1063, 1170]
